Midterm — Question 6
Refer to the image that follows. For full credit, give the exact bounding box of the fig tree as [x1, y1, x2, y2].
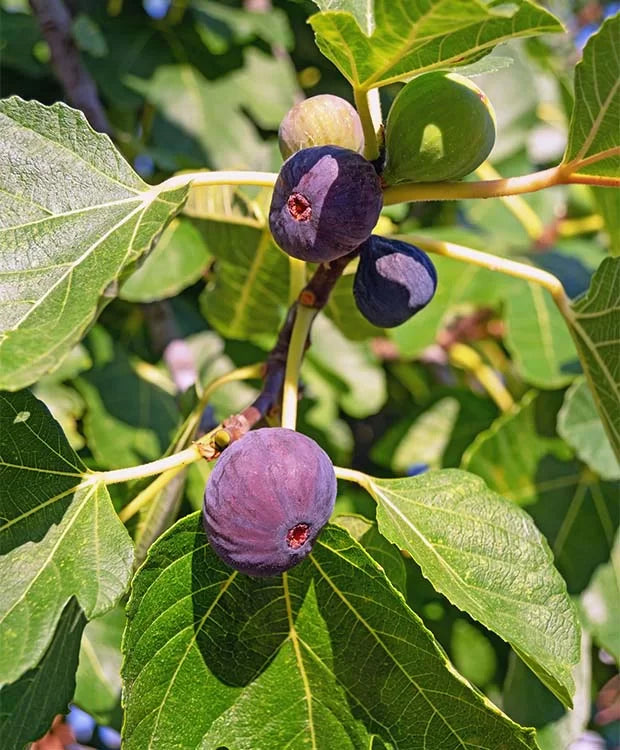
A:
[383, 72, 496, 184]
[269, 145, 383, 263]
[353, 235, 437, 327]
[203, 427, 337, 577]
[278, 94, 364, 160]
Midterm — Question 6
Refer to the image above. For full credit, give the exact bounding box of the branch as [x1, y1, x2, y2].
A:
[29, 0, 110, 134]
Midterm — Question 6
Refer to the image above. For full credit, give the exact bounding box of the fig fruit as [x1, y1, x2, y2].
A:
[278, 94, 365, 160]
[203, 427, 336, 577]
[383, 72, 496, 184]
[353, 235, 437, 327]
[269, 145, 383, 263]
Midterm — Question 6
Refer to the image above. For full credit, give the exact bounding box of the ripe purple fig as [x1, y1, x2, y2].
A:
[278, 94, 364, 160]
[269, 145, 383, 263]
[353, 235, 437, 328]
[203, 427, 337, 577]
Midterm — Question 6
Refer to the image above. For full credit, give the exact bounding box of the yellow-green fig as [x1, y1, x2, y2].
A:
[278, 94, 364, 160]
[383, 72, 496, 184]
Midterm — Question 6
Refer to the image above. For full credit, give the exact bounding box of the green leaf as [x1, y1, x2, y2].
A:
[309, 1, 562, 89]
[76, 340, 179, 470]
[334, 514, 407, 595]
[579, 529, 620, 662]
[324, 271, 384, 341]
[122, 513, 538, 749]
[463, 391, 570, 506]
[591, 186, 620, 255]
[504, 282, 578, 388]
[198, 221, 289, 341]
[558, 377, 620, 480]
[0, 598, 86, 747]
[450, 619, 497, 688]
[503, 632, 592, 750]
[74, 607, 124, 725]
[563, 14, 620, 180]
[364, 469, 580, 706]
[392, 396, 460, 474]
[120, 217, 211, 303]
[0, 390, 134, 685]
[305, 314, 387, 418]
[463, 391, 619, 593]
[0, 97, 188, 390]
[569, 257, 620, 461]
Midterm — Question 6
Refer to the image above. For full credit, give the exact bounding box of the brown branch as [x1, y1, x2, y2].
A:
[29, 0, 110, 133]
[214, 250, 358, 447]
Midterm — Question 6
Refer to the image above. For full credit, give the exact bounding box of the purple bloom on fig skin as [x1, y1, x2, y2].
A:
[203, 427, 336, 577]
[269, 145, 383, 263]
[353, 235, 437, 328]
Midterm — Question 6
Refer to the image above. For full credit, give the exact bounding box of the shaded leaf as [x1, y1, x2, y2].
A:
[122, 513, 538, 749]
[563, 14, 620, 180]
[0, 98, 187, 390]
[198, 221, 289, 341]
[463, 391, 619, 593]
[324, 270, 383, 341]
[74, 607, 124, 726]
[120, 217, 211, 303]
[0, 598, 86, 747]
[305, 314, 387, 418]
[0, 390, 133, 684]
[450, 619, 497, 689]
[504, 282, 578, 388]
[558, 377, 620, 480]
[569, 257, 620, 461]
[579, 529, 620, 662]
[365, 469, 580, 706]
[310, 1, 562, 89]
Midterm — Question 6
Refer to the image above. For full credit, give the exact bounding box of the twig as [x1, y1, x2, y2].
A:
[29, 0, 110, 134]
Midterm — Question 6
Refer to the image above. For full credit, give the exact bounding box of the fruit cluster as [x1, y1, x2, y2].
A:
[204, 74, 495, 576]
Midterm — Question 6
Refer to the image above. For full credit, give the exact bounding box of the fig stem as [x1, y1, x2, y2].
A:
[281, 304, 317, 430]
[157, 170, 277, 194]
[118, 465, 186, 523]
[288, 257, 307, 305]
[449, 343, 514, 413]
[474, 162, 544, 240]
[354, 87, 380, 162]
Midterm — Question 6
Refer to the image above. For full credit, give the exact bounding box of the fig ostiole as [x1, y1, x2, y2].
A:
[383, 71, 496, 184]
[278, 94, 364, 160]
[203, 427, 336, 577]
[353, 235, 437, 328]
[268, 145, 383, 263]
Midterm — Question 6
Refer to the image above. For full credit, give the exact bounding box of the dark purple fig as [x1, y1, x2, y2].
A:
[353, 235, 437, 328]
[268, 146, 383, 263]
[203, 427, 336, 577]
[278, 94, 364, 160]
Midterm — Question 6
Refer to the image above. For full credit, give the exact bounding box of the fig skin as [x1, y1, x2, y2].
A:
[203, 428, 337, 577]
[383, 72, 496, 184]
[353, 235, 437, 328]
[269, 145, 383, 263]
[278, 94, 364, 160]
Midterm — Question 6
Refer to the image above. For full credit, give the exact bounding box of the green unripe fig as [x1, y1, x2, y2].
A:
[383, 72, 496, 184]
[278, 94, 364, 160]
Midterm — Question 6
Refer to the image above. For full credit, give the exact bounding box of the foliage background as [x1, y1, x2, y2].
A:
[0, 0, 618, 748]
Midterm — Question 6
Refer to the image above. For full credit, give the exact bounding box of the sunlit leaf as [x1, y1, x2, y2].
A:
[563, 14, 620, 180]
[0, 390, 133, 685]
[122, 513, 538, 749]
[364, 469, 580, 706]
[310, 1, 562, 89]
[0, 98, 187, 390]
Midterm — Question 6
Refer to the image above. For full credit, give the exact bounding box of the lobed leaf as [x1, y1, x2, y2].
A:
[310, 0, 562, 89]
[122, 514, 538, 749]
[0, 390, 133, 685]
[0, 97, 188, 391]
[364, 468, 580, 706]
